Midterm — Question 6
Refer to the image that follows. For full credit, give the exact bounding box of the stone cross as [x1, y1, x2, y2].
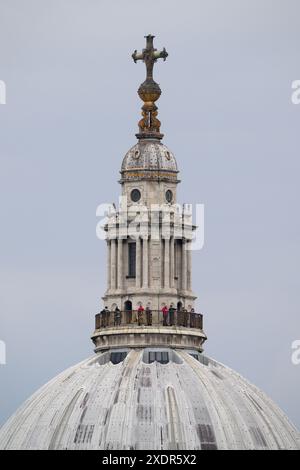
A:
[132, 35, 168, 81]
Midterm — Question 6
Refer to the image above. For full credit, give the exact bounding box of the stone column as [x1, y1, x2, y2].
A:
[136, 237, 141, 288]
[187, 240, 192, 291]
[110, 238, 117, 290]
[117, 238, 123, 290]
[142, 236, 148, 289]
[181, 239, 187, 291]
[106, 239, 111, 291]
[170, 236, 175, 288]
[164, 238, 170, 289]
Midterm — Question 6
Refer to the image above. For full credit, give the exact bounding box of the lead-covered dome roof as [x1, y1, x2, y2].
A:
[120, 139, 179, 183]
[0, 349, 299, 450]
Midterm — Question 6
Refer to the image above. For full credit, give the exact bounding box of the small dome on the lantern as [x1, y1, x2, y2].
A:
[120, 140, 178, 183]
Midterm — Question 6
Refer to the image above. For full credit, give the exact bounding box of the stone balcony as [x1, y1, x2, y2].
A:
[91, 310, 207, 353]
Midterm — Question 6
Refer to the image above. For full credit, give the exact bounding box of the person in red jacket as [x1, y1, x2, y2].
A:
[162, 305, 168, 326]
[137, 304, 144, 326]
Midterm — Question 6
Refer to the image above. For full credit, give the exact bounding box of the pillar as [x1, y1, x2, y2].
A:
[117, 238, 123, 290]
[136, 237, 141, 288]
[106, 239, 111, 291]
[181, 239, 187, 291]
[110, 238, 117, 290]
[142, 236, 148, 289]
[164, 238, 170, 288]
[170, 236, 175, 288]
[187, 240, 192, 291]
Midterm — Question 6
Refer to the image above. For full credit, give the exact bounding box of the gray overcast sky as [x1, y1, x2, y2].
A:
[0, 0, 300, 429]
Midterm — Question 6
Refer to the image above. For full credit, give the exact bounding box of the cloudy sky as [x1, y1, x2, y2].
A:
[0, 0, 299, 430]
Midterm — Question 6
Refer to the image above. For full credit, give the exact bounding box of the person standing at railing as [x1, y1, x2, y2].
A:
[169, 305, 176, 326]
[137, 304, 144, 326]
[183, 307, 189, 327]
[196, 311, 202, 329]
[104, 306, 110, 326]
[162, 305, 168, 326]
[114, 306, 121, 326]
[100, 308, 106, 328]
[146, 306, 152, 326]
[100, 306, 109, 328]
[190, 307, 195, 328]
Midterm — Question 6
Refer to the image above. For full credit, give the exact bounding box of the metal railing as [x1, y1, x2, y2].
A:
[95, 310, 203, 331]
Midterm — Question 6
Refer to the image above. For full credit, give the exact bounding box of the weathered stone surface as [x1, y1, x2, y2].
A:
[92, 326, 206, 352]
[0, 349, 299, 450]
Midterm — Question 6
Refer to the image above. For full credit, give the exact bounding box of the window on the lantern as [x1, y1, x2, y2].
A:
[128, 243, 136, 277]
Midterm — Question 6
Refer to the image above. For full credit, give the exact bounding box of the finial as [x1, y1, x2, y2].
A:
[132, 35, 168, 140]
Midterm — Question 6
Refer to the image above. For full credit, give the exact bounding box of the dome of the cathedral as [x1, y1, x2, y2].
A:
[0, 348, 299, 450]
[120, 139, 178, 181]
